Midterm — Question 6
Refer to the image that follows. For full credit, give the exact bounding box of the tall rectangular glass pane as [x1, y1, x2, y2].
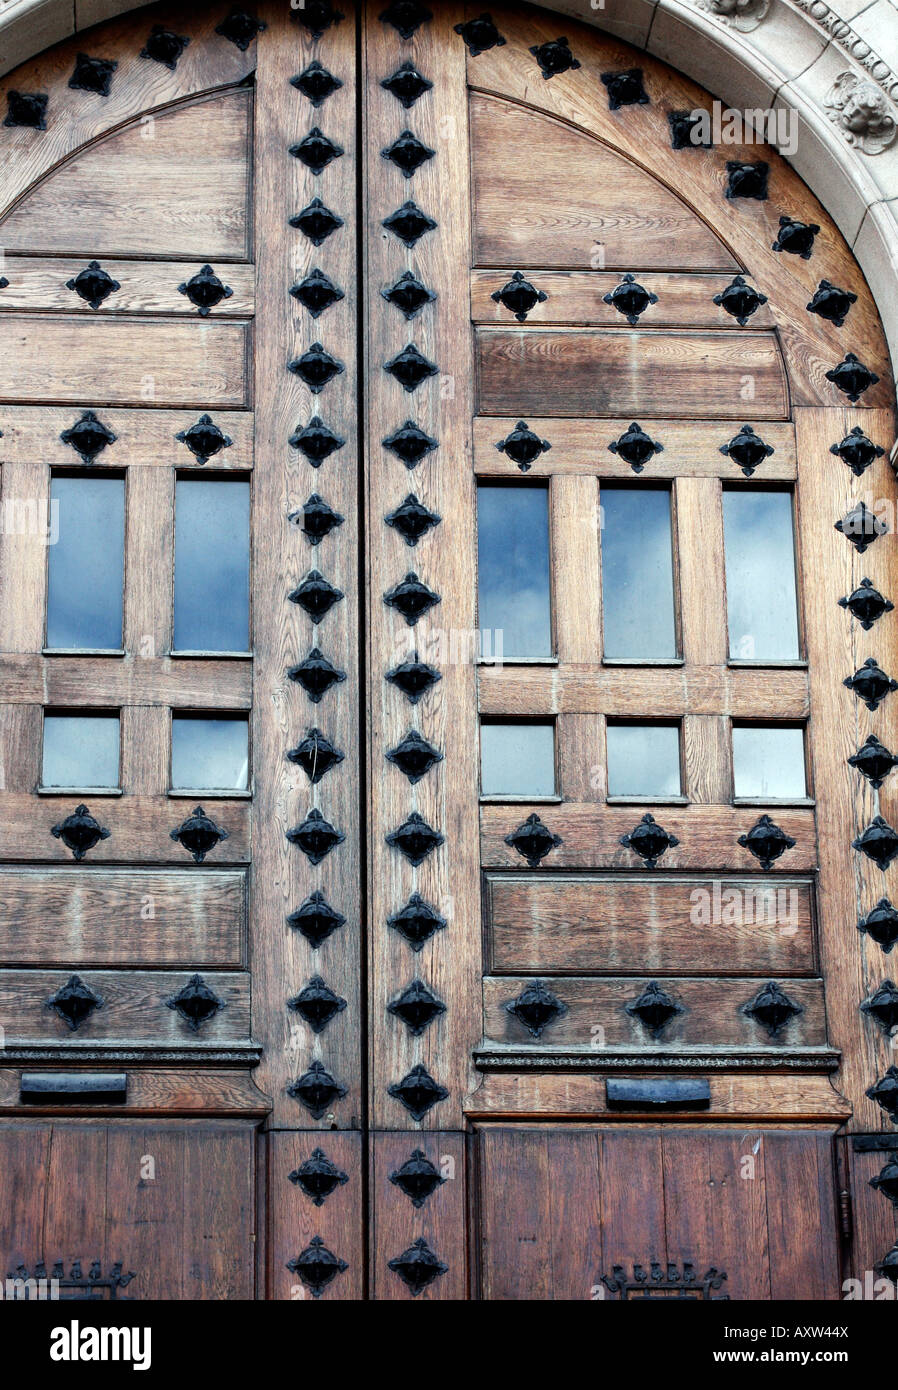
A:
[171, 715, 249, 791]
[607, 724, 682, 798]
[733, 726, 806, 799]
[481, 722, 555, 797]
[477, 484, 551, 658]
[47, 476, 125, 649]
[174, 479, 250, 652]
[601, 488, 677, 659]
[723, 490, 799, 661]
[42, 713, 120, 788]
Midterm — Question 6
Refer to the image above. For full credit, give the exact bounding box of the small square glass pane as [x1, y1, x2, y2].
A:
[42, 714, 120, 789]
[174, 479, 250, 652]
[47, 476, 125, 649]
[481, 723, 555, 797]
[723, 490, 800, 661]
[172, 716, 249, 791]
[477, 484, 551, 658]
[607, 724, 682, 798]
[601, 488, 677, 660]
[733, 726, 806, 799]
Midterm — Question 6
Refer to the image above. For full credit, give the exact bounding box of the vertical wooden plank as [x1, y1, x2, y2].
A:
[598, 1129, 667, 1273]
[124, 466, 172, 660]
[0, 461, 48, 651]
[121, 705, 167, 795]
[552, 475, 601, 664]
[0, 704, 40, 791]
[764, 1132, 839, 1300]
[684, 714, 730, 803]
[546, 1129, 602, 1300]
[558, 713, 604, 801]
[847, 1140, 898, 1293]
[796, 408, 898, 1131]
[43, 1123, 109, 1270]
[371, 1132, 467, 1299]
[363, 1, 480, 1134]
[707, 1129, 772, 1300]
[266, 1132, 364, 1301]
[676, 476, 727, 665]
[104, 1124, 185, 1301]
[0, 1122, 51, 1271]
[477, 1128, 552, 1300]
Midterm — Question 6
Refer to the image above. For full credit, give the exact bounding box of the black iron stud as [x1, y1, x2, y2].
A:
[289, 1149, 348, 1206]
[737, 814, 795, 871]
[176, 414, 232, 464]
[530, 37, 580, 79]
[389, 1150, 445, 1206]
[844, 657, 898, 711]
[858, 898, 898, 954]
[381, 130, 435, 179]
[719, 424, 774, 476]
[178, 264, 233, 314]
[839, 577, 894, 630]
[848, 735, 898, 790]
[288, 342, 345, 393]
[496, 421, 551, 472]
[60, 410, 117, 464]
[286, 808, 345, 865]
[388, 1064, 448, 1121]
[609, 422, 664, 473]
[867, 1066, 898, 1122]
[861, 979, 898, 1033]
[287, 1060, 347, 1118]
[288, 976, 347, 1034]
[286, 1238, 347, 1298]
[388, 1238, 448, 1296]
[66, 261, 120, 310]
[825, 352, 879, 402]
[713, 274, 767, 325]
[288, 569, 344, 624]
[382, 200, 437, 247]
[383, 419, 439, 467]
[379, 0, 432, 38]
[668, 109, 712, 148]
[140, 26, 190, 70]
[382, 271, 435, 320]
[51, 804, 110, 861]
[620, 813, 679, 868]
[294, 0, 344, 39]
[386, 812, 444, 866]
[601, 68, 649, 109]
[492, 271, 547, 322]
[505, 980, 567, 1038]
[290, 268, 344, 318]
[807, 279, 857, 326]
[289, 415, 345, 465]
[387, 893, 446, 951]
[385, 651, 441, 703]
[290, 493, 344, 546]
[287, 891, 346, 949]
[47, 975, 103, 1031]
[875, 1243, 898, 1282]
[454, 13, 505, 55]
[287, 648, 346, 702]
[4, 92, 48, 129]
[387, 979, 446, 1036]
[603, 273, 657, 324]
[625, 981, 683, 1039]
[165, 974, 225, 1031]
[385, 730, 442, 783]
[505, 813, 562, 868]
[835, 501, 887, 553]
[290, 127, 344, 175]
[384, 572, 440, 624]
[291, 61, 343, 107]
[215, 10, 265, 50]
[382, 60, 433, 109]
[68, 55, 117, 97]
[830, 425, 884, 477]
[725, 160, 768, 200]
[853, 817, 898, 872]
[384, 344, 439, 392]
[870, 1158, 898, 1206]
[169, 806, 228, 863]
[772, 215, 819, 258]
[289, 198, 344, 246]
[287, 727, 344, 783]
[385, 494, 441, 546]
[743, 981, 802, 1037]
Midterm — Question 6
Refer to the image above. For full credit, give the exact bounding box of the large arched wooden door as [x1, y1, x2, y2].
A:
[0, 0, 894, 1300]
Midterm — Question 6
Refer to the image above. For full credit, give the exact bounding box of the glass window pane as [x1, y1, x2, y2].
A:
[723, 490, 799, 661]
[172, 716, 249, 790]
[733, 726, 806, 799]
[601, 488, 677, 659]
[174, 480, 250, 652]
[477, 485, 551, 658]
[42, 713, 119, 788]
[481, 723, 555, 797]
[607, 724, 681, 798]
[47, 476, 124, 649]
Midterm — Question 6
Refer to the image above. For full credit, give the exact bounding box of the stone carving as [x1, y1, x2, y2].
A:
[825, 71, 896, 154]
[696, 0, 770, 33]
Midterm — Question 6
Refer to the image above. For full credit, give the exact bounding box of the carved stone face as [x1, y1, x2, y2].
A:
[841, 82, 890, 135]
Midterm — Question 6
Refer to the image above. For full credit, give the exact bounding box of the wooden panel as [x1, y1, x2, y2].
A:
[266, 1132, 364, 1301]
[487, 873, 816, 976]
[475, 417, 798, 479]
[0, 317, 250, 407]
[846, 1140, 898, 1293]
[0, 655, 251, 707]
[477, 329, 789, 419]
[370, 1134, 467, 1300]
[0, 89, 253, 258]
[0, 866, 246, 967]
[552, 476, 601, 664]
[472, 270, 775, 328]
[0, 969, 250, 1043]
[482, 976, 827, 1050]
[483, 804, 816, 871]
[676, 477, 727, 666]
[0, 461, 47, 652]
[0, 1068, 268, 1116]
[477, 1127, 839, 1300]
[469, 93, 738, 271]
[0, 407, 254, 469]
[0, 1119, 257, 1299]
[470, 1076, 849, 1121]
[0, 794, 250, 862]
[478, 664, 810, 718]
[0, 258, 253, 315]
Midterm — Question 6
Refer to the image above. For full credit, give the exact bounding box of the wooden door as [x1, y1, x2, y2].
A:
[0, 0, 894, 1301]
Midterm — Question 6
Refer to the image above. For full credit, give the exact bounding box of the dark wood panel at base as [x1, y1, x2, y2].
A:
[370, 1133, 467, 1300]
[0, 1119, 257, 1299]
[266, 1132, 364, 1301]
[477, 1126, 840, 1300]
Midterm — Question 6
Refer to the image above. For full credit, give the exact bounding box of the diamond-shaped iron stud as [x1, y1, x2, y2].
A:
[742, 981, 802, 1037]
[505, 980, 567, 1038]
[505, 813, 562, 868]
[620, 813, 679, 868]
[47, 975, 103, 1031]
[169, 807, 228, 863]
[737, 814, 795, 871]
[165, 973, 226, 1031]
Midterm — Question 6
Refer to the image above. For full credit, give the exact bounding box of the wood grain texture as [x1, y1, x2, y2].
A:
[0, 1068, 269, 1115]
[0, 12, 255, 235]
[0, 655, 251, 707]
[0, 1119, 258, 1298]
[486, 873, 817, 976]
[473, 269, 775, 328]
[0, 793, 249, 862]
[477, 328, 789, 419]
[265, 1132, 364, 1301]
[470, 93, 738, 271]
[845, 1140, 898, 1292]
[468, 1077, 850, 1121]
[363, 4, 481, 1131]
[0, 866, 246, 967]
[475, 417, 798, 479]
[0, 316, 250, 407]
[370, 1133, 467, 1300]
[0, 257, 253, 315]
[0, 406, 254, 469]
[477, 1127, 840, 1300]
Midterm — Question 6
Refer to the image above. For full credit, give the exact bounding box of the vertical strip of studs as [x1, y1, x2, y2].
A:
[250, 1, 361, 1148]
[363, 0, 480, 1160]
